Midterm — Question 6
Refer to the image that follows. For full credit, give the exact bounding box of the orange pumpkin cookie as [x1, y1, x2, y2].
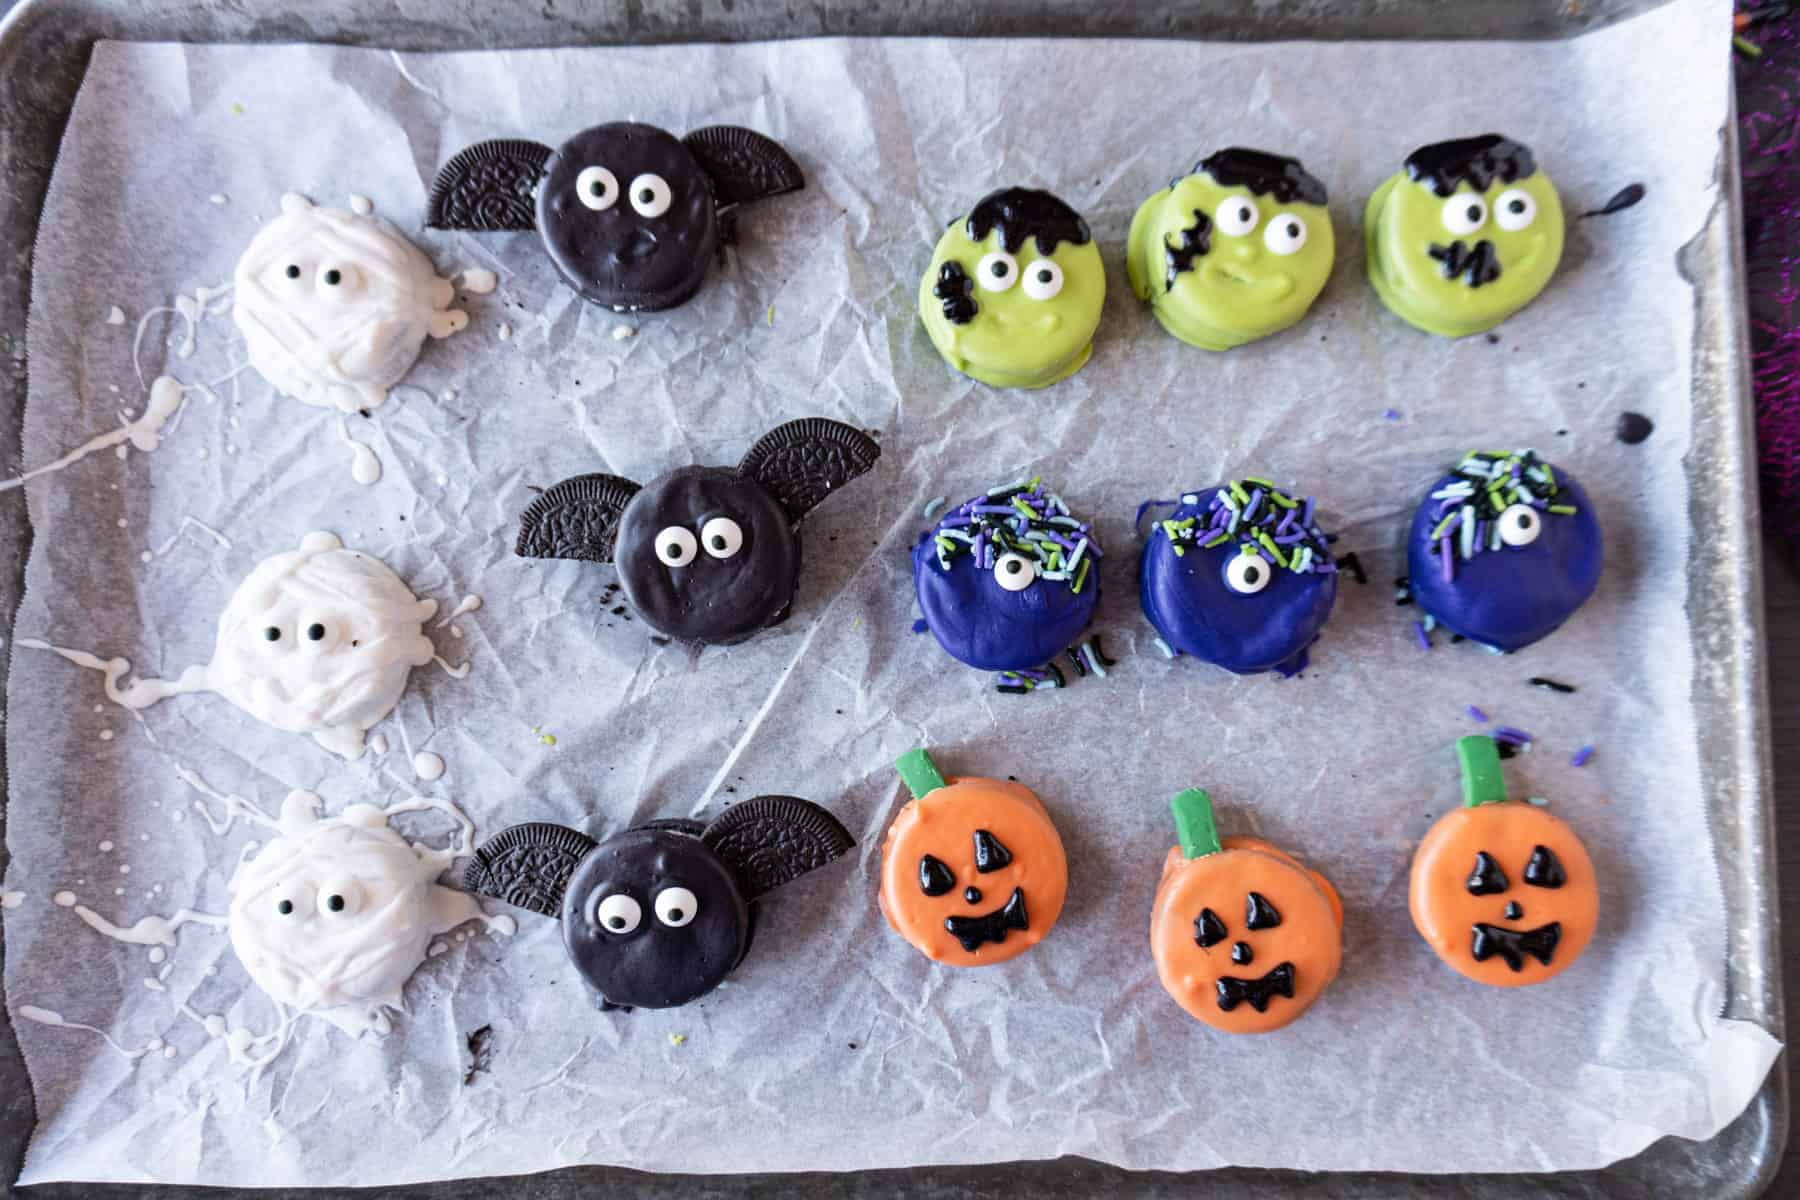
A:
[1149, 789, 1342, 1033]
[1409, 735, 1598, 987]
[879, 748, 1068, 966]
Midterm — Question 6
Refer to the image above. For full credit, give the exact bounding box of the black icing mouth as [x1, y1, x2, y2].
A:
[615, 228, 659, 266]
[1214, 961, 1295, 1013]
[1427, 239, 1501, 288]
[943, 887, 1028, 952]
[1470, 921, 1561, 971]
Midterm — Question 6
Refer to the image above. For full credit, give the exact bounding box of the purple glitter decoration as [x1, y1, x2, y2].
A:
[1739, 14, 1800, 543]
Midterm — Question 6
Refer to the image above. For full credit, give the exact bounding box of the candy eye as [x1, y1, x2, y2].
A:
[283, 264, 302, 280]
[700, 517, 744, 560]
[271, 882, 314, 919]
[1225, 553, 1271, 595]
[1262, 214, 1308, 256]
[595, 893, 642, 934]
[575, 166, 619, 211]
[1494, 188, 1536, 232]
[976, 251, 1018, 292]
[655, 526, 698, 567]
[318, 878, 363, 917]
[262, 626, 282, 643]
[654, 886, 698, 927]
[1020, 259, 1063, 301]
[322, 268, 343, 287]
[629, 173, 672, 218]
[1442, 194, 1488, 236]
[1215, 196, 1259, 237]
[993, 552, 1035, 592]
[1497, 503, 1542, 547]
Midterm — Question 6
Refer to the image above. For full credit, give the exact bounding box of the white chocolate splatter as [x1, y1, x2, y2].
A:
[17, 1006, 163, 1062]
[232, 193, 466, 414]
[104, 306, 126, 325]
[0, 376, 184, 492]
[336, 415, 382, 485]
[458, 268, 496, 294]
[434, 594, 482, 627]
[412, 752, 445, 782]
[1, 891, 24, 910]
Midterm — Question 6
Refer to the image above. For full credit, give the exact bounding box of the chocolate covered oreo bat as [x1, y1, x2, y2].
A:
[463, 796, 854, 1009]
[515, 418, 879, 644]
[427, 122, 804, 312]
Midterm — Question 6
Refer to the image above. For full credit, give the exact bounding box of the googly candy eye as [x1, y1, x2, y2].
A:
[993, 552, 1035, 592]
[1020, 259, 1064, 301]
[1215, 196, 1260, 237]
[1443, 194, 1488, 237]
[700, 517, 744, 560]
[654, 886, 699, 927]
[1494, 188, 1536, 232]
[1225, 553, 1272, 595]
[977, 251, 1018, 292]
[318, 878, 363, 917]
[575, 166, 620, 212]
[1497, 503, 1542, 546]
[272, 882, 315, 918]
[629, 173, 672, 218]
[655, 526, 698, 567]
[1262, 214, 1308, 256]
[595, 893, 642, 934]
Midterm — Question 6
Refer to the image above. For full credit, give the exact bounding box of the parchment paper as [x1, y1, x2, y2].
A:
[3, 0, 1780, 1185]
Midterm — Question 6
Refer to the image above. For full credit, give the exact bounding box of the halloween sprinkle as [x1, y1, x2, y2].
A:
[1155, 480, 1334, 575]
[1466, 705, 1490, 723]
[1427, 450, 1576, 581]
[931, 477, 1102, 595]
[1571, 744, 1596, 767]
[1529, 676, 1578, 694]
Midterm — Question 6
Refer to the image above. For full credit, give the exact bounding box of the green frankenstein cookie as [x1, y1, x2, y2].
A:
[917, 188, 1105, 390]
[1126, 148, 1335, 351]
[1366, 134, 1565, 338]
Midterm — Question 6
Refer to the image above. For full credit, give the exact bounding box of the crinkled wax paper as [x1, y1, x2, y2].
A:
[1, 0, 1780, 1184]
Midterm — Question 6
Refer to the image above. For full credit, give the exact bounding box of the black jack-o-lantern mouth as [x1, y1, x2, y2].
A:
[943, 887, 1029, 952]
[1214, 961, 1297, 1013]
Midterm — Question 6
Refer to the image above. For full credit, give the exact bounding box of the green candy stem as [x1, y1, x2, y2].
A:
[895, 748, 948, 801]
[1457, 735, 1508, 808]
[1171, 788, 1223, 860]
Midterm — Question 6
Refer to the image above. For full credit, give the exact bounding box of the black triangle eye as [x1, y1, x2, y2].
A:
[1523, 845, 1567, 889]
[1194, 907, 1228, 947]
[972, 829, 1013, 873]
[918, 854, 955, 896]
[1466, 852, 1509, 895]
[1245, 892, 1282, 930]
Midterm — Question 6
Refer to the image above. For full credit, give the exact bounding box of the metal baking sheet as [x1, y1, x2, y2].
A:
[0, 0, 1781, 1196]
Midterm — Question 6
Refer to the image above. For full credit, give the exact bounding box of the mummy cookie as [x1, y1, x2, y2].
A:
[918, 188, 1105, 389]
[464, 796, 854, 1009]
[516, 418, 878, 644]
[1150, 788, 1343, 1033]
[229, 790, 500, 1035]
[912, 478, 1103, 693]
[1126, 149, 1335, 351]
[1409, 736, 1598, 986]
[1139, 479, 1337, 676]
[1407, 450, 1601, 651]
[27, 532, 443, 758]
[1366, 135, 1565, 338]
[881, 749, 1068, 967]
[233, 194, 468, 413]
[428, 122, 804, 313]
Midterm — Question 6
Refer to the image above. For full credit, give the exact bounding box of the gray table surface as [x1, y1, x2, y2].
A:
[0, 0, 1792, 1195]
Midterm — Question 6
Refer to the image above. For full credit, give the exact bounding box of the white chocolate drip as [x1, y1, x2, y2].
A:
[17, 1006, 165, 1062]
[0, 376, 184, 492]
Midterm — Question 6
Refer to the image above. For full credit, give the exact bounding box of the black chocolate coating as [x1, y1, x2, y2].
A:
[562, 828, 752, 1010]
[613, 465, 799, 644]
[538, 123, 718, 312]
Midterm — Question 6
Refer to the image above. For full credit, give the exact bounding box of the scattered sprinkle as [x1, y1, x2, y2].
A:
[766, 305, 775, 326]
[1414, 621, 1432, 652]
[995, 663, 1065, 695]
[229, 101, 245, 116]
[1465, 705, 1489, 723]
[1153, 479, 1333, 575]
[1382, 408, 1402, 421]
[921, 495, 947, 520]
[1571, 744, 1596, 767]
[928, 478, 1101, 596]
[1526, 796, 1550, 807]
[1529, 676, 1577, 694]
[1152, 636, 1176, 660]
[669, 1033, 687, 1047]
[208, 193, 228, 206]
[530, 724, 558, 747]
[1426, 449, 1575, 581]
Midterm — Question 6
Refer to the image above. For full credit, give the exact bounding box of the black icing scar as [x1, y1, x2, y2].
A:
[1470, 921, 1561, 972]
[934, 260, 977, 325]
[1428, 239, 1502, 287]
[1164, 209, 1213, 289]
[943, 887, 1029, 952]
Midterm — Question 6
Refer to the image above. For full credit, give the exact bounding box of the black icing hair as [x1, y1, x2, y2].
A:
[1193, 148, 1328, 206]
[1404, 134, 1538, 198]
[964, 188, 1092, 255]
